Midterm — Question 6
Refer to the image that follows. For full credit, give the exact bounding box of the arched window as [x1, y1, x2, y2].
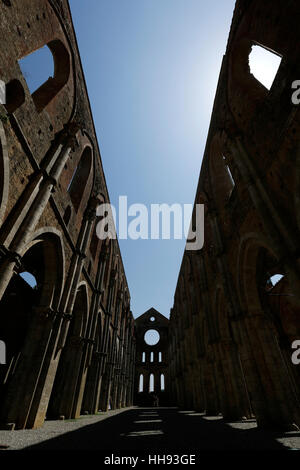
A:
[18, 39, 70, 112]
[139, 374, 143, 393]
[150, 351, 154, 362]
[67, 147, 92, 212]
[149, 374, 154, 393]
[19, 271, 37, 289]
[160, 374, 165, 391]
[249, 44, 282, 91]
[159, 352, 162, 362]
[0, 340, 5, 365]
[265, 273, 284, 292]
[142, 352, 145, 362]
[19, 45, 54, 94]
[4, 79, 25, 114]
[0, 233, 65, 425]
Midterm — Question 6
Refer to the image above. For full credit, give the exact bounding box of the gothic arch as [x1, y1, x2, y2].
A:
[0, 228, 66, 428]
[236, 232, 279, 315]
[71, 282, 89, 339]
[21, 227, 65, 309]
[29, 39, 70, 112]
[227, 0, 295, 131]
[67, 145, 94, 213]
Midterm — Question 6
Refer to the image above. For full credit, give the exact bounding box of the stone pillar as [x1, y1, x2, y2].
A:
[76, 245, 110, 415]
[236, 313, 300, 429]
[227, 134, 300, 298]
[203, 345, 220, 416]
[0, 123, 79, 302]
[218, 339, 252, 420]
[49, 197, 100, 420]
[0, 307, 63, 429]
[81, 350, 104, 414]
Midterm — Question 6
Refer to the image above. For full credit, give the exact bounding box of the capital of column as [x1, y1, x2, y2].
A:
[0, 246, 22, 268]
[39, 169, 58, 187]
[58, 122, 81, 149]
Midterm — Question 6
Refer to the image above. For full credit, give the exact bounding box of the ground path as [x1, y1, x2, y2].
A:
[0, 407, 299, 452]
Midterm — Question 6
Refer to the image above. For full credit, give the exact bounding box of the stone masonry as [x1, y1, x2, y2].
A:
[168, 0, 300, 431]
[0, 0, 135, 430]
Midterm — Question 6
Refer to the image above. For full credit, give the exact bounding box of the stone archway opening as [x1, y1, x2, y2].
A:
[248, 44, 282, 91]
[18, 39, 70, 113]
[239, 239, 300, 428]
[0, 242, 47, 396]
[0, 232, 64, 429]
[47, 284, 89, 420]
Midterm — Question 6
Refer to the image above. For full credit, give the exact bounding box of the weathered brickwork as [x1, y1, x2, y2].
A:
[168, 0, 300, 430]
[0, 0, 135, 430]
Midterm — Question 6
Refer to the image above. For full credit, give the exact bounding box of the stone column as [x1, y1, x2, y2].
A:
[0, 123, 79, 301]
[227, 134, 300, 298]
[203, 345, 220, 416]
[75, 244, 109, 415]
[49, 198, 99, 420]
[236, 313, 300, 429]
[81, 350, 104, 414]
[0, 307, 64, 429]
[218, 339, 252, 420]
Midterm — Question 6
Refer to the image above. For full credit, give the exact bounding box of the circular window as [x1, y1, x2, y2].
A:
[144, 329, 160, 345]
[149, 316, 155, 322]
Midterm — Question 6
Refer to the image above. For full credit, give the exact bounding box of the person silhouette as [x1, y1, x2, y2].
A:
[152, 393, 159, 407]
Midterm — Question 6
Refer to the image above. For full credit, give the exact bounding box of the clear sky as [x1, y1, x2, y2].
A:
[20, 0, 237, 318]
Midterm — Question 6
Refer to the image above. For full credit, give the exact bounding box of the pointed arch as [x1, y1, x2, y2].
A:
[139, 374, 144, 393]
[71, 282, 89, 339]
[149, 374, 154, 392]
[236, 232, 279, 314]
[22, 227, 66, 309]
[19, 39, 70, 113]
[67, 146, 93, 212]
[0, 228, 66, 428]
[160, 374, 165, 391]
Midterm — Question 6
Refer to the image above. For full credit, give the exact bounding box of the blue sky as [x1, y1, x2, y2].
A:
[20, 0, 236, 318]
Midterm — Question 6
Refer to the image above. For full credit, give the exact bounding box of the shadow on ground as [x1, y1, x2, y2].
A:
[23, 407, 296, 451]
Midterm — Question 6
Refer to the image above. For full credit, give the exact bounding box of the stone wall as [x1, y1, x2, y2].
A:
[168, 0, 300, 430]
[0, 0, 135, 430]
